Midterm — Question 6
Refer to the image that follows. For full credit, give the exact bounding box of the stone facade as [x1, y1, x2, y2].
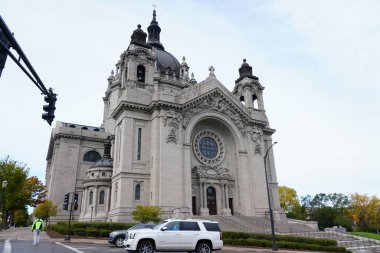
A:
[45, 11, 284, 223]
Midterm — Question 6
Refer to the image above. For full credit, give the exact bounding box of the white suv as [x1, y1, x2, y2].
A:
[124, 219, 223, 253]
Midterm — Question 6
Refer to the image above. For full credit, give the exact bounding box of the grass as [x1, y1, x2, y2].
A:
[350, 232, 380, 240]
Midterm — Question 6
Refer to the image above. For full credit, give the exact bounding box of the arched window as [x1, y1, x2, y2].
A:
[83, 151, 101, 162]
[240, 95, 245, 105]
[137, 65, 145, 83]
[89, 191, 93, 205]
[135, 184, 141, 200]
[252, 94, 258, 109]
[99, 191, 105, 205]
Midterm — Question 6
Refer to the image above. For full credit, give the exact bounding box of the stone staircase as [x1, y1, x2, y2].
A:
[193, 214, 380, 252]
[282, 231, 380, 253]
[193, 213, 318, 233]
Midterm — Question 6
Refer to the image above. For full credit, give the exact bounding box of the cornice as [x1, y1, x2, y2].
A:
[54, 133, 109, 143]
[263, 128, 276, 135]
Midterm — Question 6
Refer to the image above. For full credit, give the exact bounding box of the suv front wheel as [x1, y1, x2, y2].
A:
[196, 241, 211, 253]
[114, 236, 125, 247]
[137, 240, 154, 253]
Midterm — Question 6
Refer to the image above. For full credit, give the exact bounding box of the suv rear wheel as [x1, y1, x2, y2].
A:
[137, 240, 154, 253]
[115, 236, 124, 247]
[196, 241, 211, 253]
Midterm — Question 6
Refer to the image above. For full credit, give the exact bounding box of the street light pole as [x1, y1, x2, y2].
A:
[0, 180, 8, 230]
[264, 141, 278, 251]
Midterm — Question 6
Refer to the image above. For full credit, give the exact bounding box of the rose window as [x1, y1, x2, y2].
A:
[193, 130, 225, 165]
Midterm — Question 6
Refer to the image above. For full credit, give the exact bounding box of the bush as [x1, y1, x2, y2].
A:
[73, 228, 86, 236]
[99, 229, 112, 237]
[222, 231, 351, 252]
[47, 221, 137, 237]
[86, 228, 99, 237]
[222, 231, 337, 246]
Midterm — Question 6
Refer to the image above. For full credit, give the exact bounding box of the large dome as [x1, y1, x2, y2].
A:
[154, 48, 180, 77]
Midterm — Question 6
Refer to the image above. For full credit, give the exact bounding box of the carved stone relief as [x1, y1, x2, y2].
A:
[182, 93, 247, 133]
[247, 126, 263, 154]
[163, 110, 182, 144]
[192, 165, 232, 180]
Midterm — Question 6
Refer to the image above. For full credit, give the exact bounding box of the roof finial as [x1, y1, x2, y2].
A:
[152, 5, 157, 22]
[209, 66, 215, 76]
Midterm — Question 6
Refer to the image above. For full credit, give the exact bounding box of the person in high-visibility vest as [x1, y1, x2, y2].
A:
[31, 215, 44, 245]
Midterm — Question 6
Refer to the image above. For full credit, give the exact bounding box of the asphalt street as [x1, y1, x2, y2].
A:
[0, 239, 267, 253]
[0, 227, 297, 253]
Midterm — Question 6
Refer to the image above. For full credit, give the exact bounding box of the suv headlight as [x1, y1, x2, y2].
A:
[109, 232, 116, 237]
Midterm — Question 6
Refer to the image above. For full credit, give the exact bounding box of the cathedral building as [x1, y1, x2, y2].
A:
[45, 11, 285, 223]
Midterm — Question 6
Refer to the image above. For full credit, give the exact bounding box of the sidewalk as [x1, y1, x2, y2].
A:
[0, 227, 335, 253]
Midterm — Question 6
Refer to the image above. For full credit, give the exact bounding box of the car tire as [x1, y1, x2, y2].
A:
[196, 241, 211, 253]
[114, 236, 125, 248]
[137, 240, 154, 253]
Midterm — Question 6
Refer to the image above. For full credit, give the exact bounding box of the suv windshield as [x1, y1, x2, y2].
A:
[153, 220, 168, 230]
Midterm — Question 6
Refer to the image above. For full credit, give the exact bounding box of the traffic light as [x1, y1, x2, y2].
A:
[73, 192, 79, 211]
[63, 193, 69, 211]
[0, 28, 11, 78]
[42, 88, 57, 125]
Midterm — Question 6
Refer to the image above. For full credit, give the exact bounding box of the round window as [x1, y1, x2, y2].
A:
[193, 130, 225, 165]
[199, 137, 218, 159]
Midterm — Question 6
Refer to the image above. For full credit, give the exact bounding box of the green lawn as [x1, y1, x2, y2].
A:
[350, 232, 380, 240]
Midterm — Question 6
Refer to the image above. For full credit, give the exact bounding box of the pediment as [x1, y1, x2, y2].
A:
[178, 77, 268, 132]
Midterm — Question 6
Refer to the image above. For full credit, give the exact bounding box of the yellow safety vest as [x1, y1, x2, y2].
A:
[32, 219, 44, 230]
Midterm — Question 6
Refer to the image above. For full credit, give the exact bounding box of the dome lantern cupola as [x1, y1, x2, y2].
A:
[147, 10, 165, 50]
[130, 24, 150, 48]
[235, 59, 258, 83]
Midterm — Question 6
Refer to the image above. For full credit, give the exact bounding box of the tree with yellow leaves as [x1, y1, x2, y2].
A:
[349, 193, 380, 232]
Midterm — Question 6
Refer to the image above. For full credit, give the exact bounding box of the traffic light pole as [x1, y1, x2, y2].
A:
[64, 192, 79, 241]
[0, 15, 58, 125]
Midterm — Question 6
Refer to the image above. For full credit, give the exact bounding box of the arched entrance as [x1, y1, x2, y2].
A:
[207, 187, 217, 215]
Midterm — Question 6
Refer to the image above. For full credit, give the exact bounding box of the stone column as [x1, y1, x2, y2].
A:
[199, 182, 203, 209]
[93, 186, 98, 219]
[222, 180, 231, 216]
[225, 185, 230, 209]
[200, 181, 209, 216]
[220, 183, 225, 210]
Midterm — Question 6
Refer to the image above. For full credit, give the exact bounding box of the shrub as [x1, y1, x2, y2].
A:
[86, 228, 99, 237]
[99, 229, 112, 237]
[222, 231, 337, 246]
[73, 228, 86, 236]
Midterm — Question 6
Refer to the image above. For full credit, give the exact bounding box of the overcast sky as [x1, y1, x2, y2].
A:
[1, 0, 379, 199]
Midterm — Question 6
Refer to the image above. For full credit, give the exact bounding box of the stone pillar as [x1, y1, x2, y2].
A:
[222, 180, 231, 216]
[258, 92, 265, 111]
[225, 185, 230, 208]
[220, 183, 225, 210]
[200, 181, 209, 216]
[182, 143, 192, 214]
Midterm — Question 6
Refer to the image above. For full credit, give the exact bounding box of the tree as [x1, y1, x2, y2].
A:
[301, 193, 352, 230]
[279, 186, 300, 213]
[0, 157, 28, 227]
[349, 193, 380, 232]
[132, 205, 162, 223]
[14, 209, 29, 227]
[33, 200, 58, 225]
[0, 157, 47, 227]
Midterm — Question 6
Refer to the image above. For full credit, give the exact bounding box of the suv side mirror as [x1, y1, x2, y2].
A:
[161, 226, 168, 231]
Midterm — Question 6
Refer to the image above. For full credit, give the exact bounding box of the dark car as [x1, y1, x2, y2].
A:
[108, 224, 155, 247]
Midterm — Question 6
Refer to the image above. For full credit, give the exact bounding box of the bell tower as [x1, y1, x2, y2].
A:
[233, 59, 265, 112]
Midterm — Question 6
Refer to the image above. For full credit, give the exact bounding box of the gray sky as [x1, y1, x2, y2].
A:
[1, 0, 379, 198]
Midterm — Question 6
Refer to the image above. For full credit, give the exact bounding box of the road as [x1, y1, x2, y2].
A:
[0, 227, 275, 253]
[0, 240, 265, 253]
